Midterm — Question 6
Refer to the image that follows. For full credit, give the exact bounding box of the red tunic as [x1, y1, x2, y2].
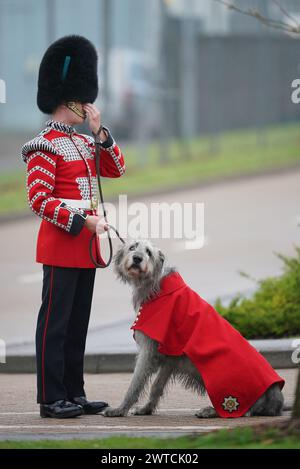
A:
[131, 272, 284, 418]
[22, 119, 125, 268]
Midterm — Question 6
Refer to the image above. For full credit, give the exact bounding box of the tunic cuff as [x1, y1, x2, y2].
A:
[93, 126, 114, 149]
[69, 212, 88, 236]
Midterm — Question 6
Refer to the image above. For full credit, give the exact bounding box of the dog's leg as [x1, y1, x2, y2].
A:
[102, 349, 154, 417]
[132, 365, 173, 415]
[195, 406, 218, 418]
[248, 383, 284, 416]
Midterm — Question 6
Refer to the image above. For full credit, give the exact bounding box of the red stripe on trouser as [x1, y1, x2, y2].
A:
[41, 266, 54, 402]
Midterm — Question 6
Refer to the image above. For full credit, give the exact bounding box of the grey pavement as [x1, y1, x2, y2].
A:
[1, 168, 300, 356]
[0, 369, 296, 440]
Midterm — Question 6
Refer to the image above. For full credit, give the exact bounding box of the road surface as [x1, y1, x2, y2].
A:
[0, 169, 299, 348]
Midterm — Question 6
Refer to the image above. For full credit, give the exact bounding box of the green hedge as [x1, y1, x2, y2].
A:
[215, 247, 300, 339]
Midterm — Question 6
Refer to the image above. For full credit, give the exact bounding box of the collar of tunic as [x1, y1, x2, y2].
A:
[46, 119, 75, 135]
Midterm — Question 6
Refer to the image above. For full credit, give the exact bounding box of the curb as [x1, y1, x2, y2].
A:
[0, 353, 135, 374]
[0, 349, 296, 374]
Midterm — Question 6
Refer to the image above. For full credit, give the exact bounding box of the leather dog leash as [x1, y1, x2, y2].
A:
[89, 126, 125, 268]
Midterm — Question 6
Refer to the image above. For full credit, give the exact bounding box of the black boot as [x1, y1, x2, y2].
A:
[40, 399, 83, 418]
[69, 396, 109, 415]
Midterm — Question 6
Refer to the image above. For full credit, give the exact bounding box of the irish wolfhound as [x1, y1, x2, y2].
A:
[102, 239, 284, 419]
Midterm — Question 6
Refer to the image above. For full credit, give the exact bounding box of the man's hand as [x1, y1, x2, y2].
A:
[85, 215, 108, 234]
[96, 216, 109, 235]
[82, 103, 108, 142]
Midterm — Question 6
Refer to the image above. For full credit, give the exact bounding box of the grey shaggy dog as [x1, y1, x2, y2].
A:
[101, 239, 284, 419]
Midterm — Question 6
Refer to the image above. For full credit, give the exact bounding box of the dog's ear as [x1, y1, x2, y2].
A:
[113, 247, 128, 283]
[158, 250, 165, 265]
[113, 246, 125, 267]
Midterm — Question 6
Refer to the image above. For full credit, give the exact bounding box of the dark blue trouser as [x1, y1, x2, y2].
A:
[35, 265, 96, 404]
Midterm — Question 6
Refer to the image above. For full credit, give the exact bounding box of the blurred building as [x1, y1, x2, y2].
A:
[0, 0, 162, 132]
[228, 0, 300, 34]
[0, 0, 300, 136]
[166, 0, 300, 34]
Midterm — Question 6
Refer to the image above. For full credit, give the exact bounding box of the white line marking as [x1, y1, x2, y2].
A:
[0, 408, 203, 416]
[18, 272, 43, 285]
[0, 412, 40, 415]
[0, 425, 223, 431]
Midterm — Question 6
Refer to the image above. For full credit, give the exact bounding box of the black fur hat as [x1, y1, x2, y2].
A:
[37, 35, 98, 114]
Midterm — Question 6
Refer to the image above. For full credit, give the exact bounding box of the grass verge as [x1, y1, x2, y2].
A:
[0, 425, 300, 449]
[215, 247, 300, 339]
[1, 122, 300, 216]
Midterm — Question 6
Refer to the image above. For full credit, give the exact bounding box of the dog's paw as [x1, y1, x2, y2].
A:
[132, 406, 153, 416]
[101, 407, 126, 417]
[195, 406, 218, 419]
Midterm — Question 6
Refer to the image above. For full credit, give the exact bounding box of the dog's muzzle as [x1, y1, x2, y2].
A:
[128, 255, 144, 272]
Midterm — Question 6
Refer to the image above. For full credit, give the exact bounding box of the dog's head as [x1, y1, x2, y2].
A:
[113, 239, 165, 284]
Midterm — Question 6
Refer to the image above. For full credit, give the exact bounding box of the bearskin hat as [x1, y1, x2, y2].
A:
[37, 35, 98, 114]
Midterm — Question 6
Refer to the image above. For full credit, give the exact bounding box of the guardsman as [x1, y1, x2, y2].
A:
[21, 35, 125, 418]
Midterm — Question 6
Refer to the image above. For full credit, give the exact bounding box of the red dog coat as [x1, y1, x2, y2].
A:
[131, 272, 284, 418]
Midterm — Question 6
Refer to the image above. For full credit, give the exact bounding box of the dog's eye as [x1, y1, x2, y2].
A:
[129, 245, 135, 251]
[146, 248, 152, 257]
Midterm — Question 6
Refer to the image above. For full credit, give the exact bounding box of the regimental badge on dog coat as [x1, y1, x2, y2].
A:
[131, 272, 285, 418]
